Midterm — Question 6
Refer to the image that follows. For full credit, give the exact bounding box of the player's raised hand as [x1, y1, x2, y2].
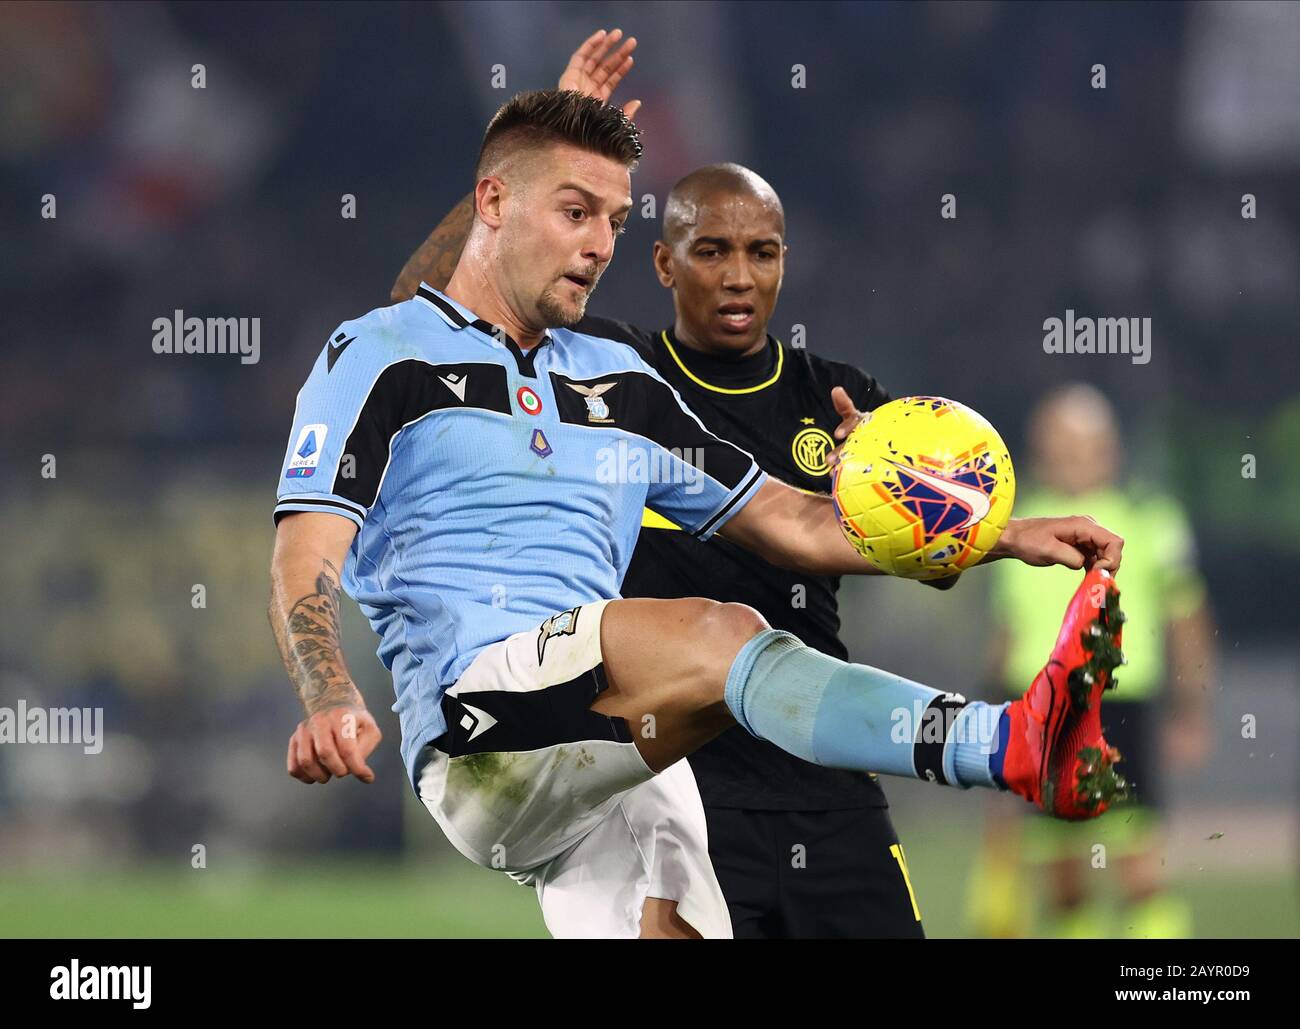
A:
[559, 28, 641, 120]
[825, 386, 868, 470]
[287, 704, 382, 785]
[993, 515, 1124, 573]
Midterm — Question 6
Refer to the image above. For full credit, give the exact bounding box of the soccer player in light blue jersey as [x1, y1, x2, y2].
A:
[269, 89, 1126, 939]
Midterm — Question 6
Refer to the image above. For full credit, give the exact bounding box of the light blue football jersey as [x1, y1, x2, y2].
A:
[275, 286, 767, 786]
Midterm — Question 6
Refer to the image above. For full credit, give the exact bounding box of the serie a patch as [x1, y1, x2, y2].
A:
[286, 423, 327, 478]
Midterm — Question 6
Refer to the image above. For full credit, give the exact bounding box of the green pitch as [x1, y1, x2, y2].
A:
[0, 845, 1292, 938]
[0, 859, 548, 939]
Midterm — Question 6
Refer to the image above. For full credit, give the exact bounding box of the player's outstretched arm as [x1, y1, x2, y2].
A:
[720, 477, 1123, 577]
[989, 515, 1124, 571]
[390, 28, 640, 302]
[269, 511, 382, 784]
[719, 476, 884, 575]
[726, 384, 1123, 576]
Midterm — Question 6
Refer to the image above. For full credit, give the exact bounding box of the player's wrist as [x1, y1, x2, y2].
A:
[304, 689, 366, 720]
[984, 518, 1021, 563]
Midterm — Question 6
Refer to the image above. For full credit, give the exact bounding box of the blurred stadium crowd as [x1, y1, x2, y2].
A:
[0, 1, 1296, 934]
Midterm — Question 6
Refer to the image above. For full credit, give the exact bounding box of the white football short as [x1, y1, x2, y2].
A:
[413, 599, 732, 939]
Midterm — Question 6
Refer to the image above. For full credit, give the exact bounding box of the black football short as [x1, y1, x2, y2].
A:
[704, 806, 926, 938]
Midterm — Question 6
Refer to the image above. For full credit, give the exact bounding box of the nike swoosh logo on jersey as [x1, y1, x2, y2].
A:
[439, 373, 468, 402]
[888, 460, 991, 530]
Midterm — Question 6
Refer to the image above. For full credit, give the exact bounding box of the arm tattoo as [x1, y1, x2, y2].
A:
[391, 191, 475, 301]
[276, 560, 361, 715]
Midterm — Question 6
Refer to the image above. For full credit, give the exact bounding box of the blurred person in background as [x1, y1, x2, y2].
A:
[968, 382, 1215, 938]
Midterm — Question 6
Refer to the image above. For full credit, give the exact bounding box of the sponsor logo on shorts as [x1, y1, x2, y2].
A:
[537, 607, 580, 665]
[458, 702, 498, 743]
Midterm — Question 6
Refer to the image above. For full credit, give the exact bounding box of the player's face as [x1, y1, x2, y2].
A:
[498, 143, 633, 329]
[1032, 406, 1119, 495]
[655, 192, 785, 357]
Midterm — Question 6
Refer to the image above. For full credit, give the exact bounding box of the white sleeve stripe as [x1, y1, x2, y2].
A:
[273, 499, 366, 530]
[276, 492, 368, 516]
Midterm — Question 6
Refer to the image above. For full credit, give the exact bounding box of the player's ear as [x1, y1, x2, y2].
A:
[652, 239, 674, 287]
[475, 176, 506, 229]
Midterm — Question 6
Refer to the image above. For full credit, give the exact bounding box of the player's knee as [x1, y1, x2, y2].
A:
[712, 601, 770, 645]
[694, 600, 770, 692]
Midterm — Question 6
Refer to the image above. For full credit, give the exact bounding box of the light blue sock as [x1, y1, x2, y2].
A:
[723, 629, 1008, 788]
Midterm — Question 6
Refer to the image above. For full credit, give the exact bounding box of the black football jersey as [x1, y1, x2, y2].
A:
[576, 315, 893, 810]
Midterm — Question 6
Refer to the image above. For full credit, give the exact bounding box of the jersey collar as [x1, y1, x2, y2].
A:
[660, 326, 783, 395]
[415, 283, 552, 378]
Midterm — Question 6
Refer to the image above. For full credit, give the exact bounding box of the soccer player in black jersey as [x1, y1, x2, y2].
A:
[580, 163, 925, 938]
[391, 37, 925, 936]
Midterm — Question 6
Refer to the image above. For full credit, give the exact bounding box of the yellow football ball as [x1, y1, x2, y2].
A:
[831, 396, 1016, 579]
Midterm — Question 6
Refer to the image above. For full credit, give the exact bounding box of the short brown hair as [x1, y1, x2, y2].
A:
[475, 89, 642, 180]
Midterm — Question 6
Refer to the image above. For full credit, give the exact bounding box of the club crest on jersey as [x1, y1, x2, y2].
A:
[537, 607, 580, 665]
[791, 426, 834, 477]
[286, 423, 327, 478]
[566, 382, 616, 423]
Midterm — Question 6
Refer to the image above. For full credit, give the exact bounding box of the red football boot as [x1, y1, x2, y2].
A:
[1001, 567, 1128, 820]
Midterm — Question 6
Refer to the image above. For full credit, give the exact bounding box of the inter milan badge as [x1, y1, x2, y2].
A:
[791, 425, 834, 477]
[517, 385, 543, 415]
[566, 381, 616, 422]
[529, 428, 553, 458]
[536, 607, 579, 664]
